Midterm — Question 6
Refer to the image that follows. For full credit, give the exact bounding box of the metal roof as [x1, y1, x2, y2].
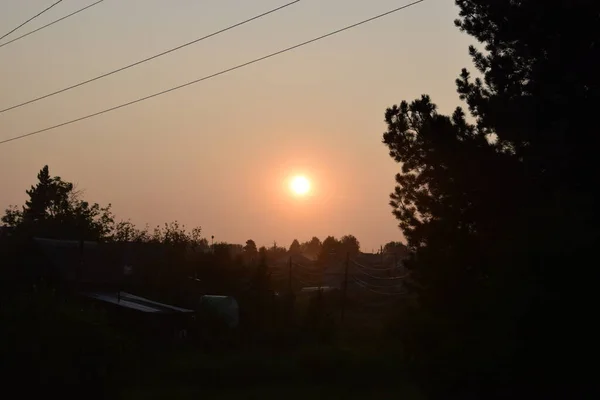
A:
[83, 291, 194, 314]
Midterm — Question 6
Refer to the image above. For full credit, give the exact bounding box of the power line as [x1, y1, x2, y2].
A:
[292, 262, 322, 273]
[351, 260, 408, 280]
[0, 0, 301, 114]
[0, 0, 425, 146]
[295, 276, 320, 287]
[352, 277, 406, 296]
[0, 1, 105, 49]
[351, 259, 395, 271]
[353, 275, 404, 290]
[0, 0, 64, 42]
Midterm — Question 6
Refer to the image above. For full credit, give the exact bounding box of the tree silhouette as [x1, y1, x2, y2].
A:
[289, 239, 301, 254]
[383, 241, 407, 255]
[242, 239, 258, 265]
[2, 165, 114, 240]
[340, 235, 360, 256]
[318, 236, 340, 264]
[302, 236, 322, 258]
[264, 241, 286, 262]
[243, 239, 257, 255]
[382, 0, 599, 396]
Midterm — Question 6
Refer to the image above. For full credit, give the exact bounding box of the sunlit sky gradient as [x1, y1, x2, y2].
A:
[0, 0, 472, 251]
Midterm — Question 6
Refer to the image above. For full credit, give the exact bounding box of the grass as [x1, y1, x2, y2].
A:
[119, 343, 423, 399]
[1, 285, 420, 398]
[123, 385, 422, 400]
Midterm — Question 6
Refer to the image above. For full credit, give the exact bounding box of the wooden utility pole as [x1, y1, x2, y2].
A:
[341, 252, 349, 322]
[78, 235, 84, 293]
[288, 256, 292, 293]
[287, 256, 294, 326]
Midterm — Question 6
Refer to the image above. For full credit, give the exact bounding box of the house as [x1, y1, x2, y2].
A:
[31, 237, 195, 340]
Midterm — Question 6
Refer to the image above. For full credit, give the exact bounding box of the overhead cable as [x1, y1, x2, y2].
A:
[0, 0, 63, 42]
[0, 0, 425, 146]
[0, 1, 105, 49]
[0, 0, 301, 114]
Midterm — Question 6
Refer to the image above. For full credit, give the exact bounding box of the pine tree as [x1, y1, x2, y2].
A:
[382, 1, 599, 396]
[2, 166, 114, 240]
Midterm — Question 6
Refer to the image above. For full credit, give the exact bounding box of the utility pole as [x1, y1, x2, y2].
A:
[78, 235, 84, 293]
[287, 256, 294, 327]
[288, 256, 292, 294]
[77, 216, 84, 294]
[341, 252, 349, 322]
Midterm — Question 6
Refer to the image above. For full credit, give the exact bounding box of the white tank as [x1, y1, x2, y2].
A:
[199, 295, 239, 328]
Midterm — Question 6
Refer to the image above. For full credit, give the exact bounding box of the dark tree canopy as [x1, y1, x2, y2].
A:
[382, 0, 599, 396]
[318, 236, 339, 261]
[2, 165, 114, 241]
[383, 241, 407, 256]
[289, 239, 301, 254]
[243, 239, 258, 255]
[340, 235, 360, 256]
[301, 236, 322, 257]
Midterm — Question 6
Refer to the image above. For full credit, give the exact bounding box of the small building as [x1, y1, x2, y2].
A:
[199, 295, 239, 328]
[81, 291, 194, 340]
[31, 237, 195, 340]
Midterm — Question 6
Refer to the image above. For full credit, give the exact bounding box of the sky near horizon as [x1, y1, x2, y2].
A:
[0, 0, 473, 251]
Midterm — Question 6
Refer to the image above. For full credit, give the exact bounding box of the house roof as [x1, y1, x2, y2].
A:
[83, 291, 194, 314]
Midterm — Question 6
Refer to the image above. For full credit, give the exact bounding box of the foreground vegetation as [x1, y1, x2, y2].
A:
[0, 281, 420, 399]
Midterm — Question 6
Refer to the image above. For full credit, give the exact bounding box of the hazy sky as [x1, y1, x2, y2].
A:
[0, 0, 472, 251]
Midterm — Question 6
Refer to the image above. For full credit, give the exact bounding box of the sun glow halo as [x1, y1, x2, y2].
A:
[290, 175, 310, 196]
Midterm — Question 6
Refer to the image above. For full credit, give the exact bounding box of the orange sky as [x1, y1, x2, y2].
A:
[0, 0, 473, 251]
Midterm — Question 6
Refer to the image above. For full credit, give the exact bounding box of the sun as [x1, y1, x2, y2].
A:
[290, 175, 310, 196]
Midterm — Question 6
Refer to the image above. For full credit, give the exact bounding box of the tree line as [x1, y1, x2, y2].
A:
[1, 166, 404, 265]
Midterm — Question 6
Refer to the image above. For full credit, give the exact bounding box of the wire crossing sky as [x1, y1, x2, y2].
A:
[0, 0, 425, 145]
[0, 0, 63, 42]
[0, 0, 471, 251]
[0, 1, 105, 50]
[0, 0, 301, 114]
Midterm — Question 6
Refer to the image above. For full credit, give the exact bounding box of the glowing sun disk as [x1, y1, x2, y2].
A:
[290, 176, 310, 196]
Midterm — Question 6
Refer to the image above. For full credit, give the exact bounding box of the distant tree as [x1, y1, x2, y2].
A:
[213, 242, 232, 259]
[113, 220, 135, 242]
[340, 235, 360, 256]
[258, 246, 268, 263]
[302, 236, 322, 257]
[383, 241, 408, 257]
[242, 239, 258, 266]
[145, 221, 195, 247]
[226, 243, 244, 257]
[1, 165, 114, 241]
[244, 239, 258, 255]
[1, 206, 22, 228]
[266, 241, 287, 262]
[318, 236, 340, 263]
[289, 239, 301, 254]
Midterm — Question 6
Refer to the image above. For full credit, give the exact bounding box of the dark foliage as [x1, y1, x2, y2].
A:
[383, 0, 599, 397]
[317, 235, 360, 264]
[289, 239, 301, 254]
[300, 236, 322, 258]
[2, 165, 114, 241]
